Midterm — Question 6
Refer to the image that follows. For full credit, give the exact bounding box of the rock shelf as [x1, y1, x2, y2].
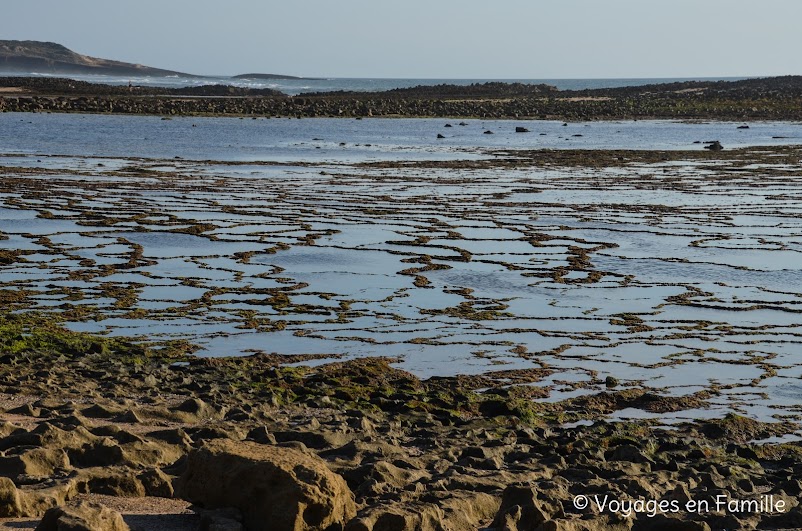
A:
[4, 76, 802, 120]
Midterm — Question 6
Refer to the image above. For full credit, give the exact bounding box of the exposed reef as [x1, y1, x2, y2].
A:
[3, 76, 802, 119]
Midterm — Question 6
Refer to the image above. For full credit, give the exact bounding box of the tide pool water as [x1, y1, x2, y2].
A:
[2, 112, 802, 423]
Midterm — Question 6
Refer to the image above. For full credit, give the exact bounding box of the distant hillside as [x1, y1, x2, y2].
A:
[0, 40, 197, 77]
[232, 73, 307, 81]
[0, 76, 287, 97]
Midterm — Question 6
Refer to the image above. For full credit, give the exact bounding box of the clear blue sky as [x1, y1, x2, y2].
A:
[3, 0, 801, 78]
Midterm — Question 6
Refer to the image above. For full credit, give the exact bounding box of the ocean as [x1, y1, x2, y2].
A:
[0, 72, 751, 95]
[2, 114, 800, 163]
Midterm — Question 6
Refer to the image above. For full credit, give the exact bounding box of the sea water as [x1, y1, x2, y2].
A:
[0, 72, 753, 96]
[1, 113, 800, 163]
[2, 112, 802, 423]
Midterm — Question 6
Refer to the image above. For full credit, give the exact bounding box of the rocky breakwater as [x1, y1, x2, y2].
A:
[0, 77, 287, 97]
[1, 318, 802, 529]
[6, 92, 800, 120]
[4, 76, 802, 120]
[0, 95, 293, 116]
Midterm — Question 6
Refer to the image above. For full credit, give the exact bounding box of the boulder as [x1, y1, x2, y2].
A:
[137, 468, 174, 498]
[0, 448, 70, 478]
[177, 440, 356, 531]
[79, 468, 146, 497]
[21, 479, 80, 518]
[703, 141, 724, 151]
[273, 429, 351, 450]
[174, 398, 225, 422]
[0, 477, 24, 517]
[604, 376, 619, 388]
[246, 426, 277, 445]
[345, 502, 445, 531]
[439, 492, 499, 530]
[491, 486, 548, 531]
[35, 501, 129, 531]
[515, 127, 530, 133]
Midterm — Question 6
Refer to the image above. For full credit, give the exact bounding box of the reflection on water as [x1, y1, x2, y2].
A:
[1, 113, 801, 163]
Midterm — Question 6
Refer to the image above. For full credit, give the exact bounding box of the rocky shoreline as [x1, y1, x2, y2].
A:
[2, 76, 802, 120]
[1, 315, 802, 530]
[3, 111, 802, 530]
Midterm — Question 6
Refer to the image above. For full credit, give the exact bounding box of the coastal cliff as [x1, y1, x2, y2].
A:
[0, 40, 195, 77]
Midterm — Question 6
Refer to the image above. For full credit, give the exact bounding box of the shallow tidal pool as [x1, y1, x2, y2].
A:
[3, 113, 802, 422]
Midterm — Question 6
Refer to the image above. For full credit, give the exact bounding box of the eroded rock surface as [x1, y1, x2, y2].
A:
[35, 501, 129, 531]
[177, 440, 356, 531]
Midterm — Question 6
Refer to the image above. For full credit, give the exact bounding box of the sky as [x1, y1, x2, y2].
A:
[2, 0, 801, 79]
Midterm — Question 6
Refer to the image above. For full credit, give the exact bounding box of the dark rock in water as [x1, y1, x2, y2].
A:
[605, 376, 619, 388]
[458, 122, 468, 126]
[693, 141, 702, 144]
[444, 124, 453, 128]
[562, 123, 568, 126]
[483, 130, 494, 135]
[704, 141, 724, 151]
[437, 134, 445, 139]
[515, 126, 530, 133]
[737, 125, 750, 129]
[572, 134, 583, 137]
